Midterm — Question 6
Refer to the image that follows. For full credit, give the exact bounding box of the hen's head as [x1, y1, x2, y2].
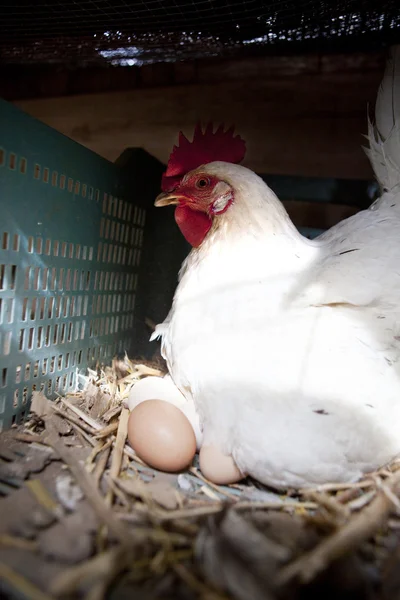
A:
[155, 123, 247, 247]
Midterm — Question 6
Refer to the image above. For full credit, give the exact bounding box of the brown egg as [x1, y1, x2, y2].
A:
[199, 444, 245, 485]
[128, 399, 196, 472]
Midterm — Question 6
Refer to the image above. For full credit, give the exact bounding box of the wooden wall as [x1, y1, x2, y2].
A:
[3, 50, 385, 182]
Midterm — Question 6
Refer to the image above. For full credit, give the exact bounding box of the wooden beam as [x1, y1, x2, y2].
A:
[10, 51, 385, 180]
[1, 50, 384, 101]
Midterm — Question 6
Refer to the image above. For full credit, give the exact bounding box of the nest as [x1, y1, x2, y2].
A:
[0, 356, 400, 600]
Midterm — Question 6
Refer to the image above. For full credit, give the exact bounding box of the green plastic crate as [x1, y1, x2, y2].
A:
[0, 99, 164, 431]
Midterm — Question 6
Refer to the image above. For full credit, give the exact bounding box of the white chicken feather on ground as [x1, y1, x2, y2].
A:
[152, 46, 400, 489]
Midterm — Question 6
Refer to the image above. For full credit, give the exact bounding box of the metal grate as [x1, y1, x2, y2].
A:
[0, 1, 399, 66]
[0, 99, 148, 431]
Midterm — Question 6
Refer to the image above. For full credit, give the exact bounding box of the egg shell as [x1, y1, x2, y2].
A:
[199, 444, 245, 485]
[128, 375, 204, 450]
[128, 375, 186, 411]
[128, 399, 196, 472]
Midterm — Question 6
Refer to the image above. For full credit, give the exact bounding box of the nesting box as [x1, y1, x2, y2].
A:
[0, 99, 189, 431]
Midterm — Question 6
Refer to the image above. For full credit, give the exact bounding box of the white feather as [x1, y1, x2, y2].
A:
[376, 46, 400, 137]
[366, 45, 400, 192]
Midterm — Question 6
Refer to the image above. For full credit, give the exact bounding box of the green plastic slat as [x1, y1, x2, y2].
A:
[0, 99, 146, 431]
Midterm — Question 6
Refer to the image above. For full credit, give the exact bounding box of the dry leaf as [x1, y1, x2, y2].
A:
[83, 381, 100, 406]
[10, 507, 56, 539]
[29, 507, 58, 530]
[90, 393, 112, 420]
[38, 518, 93, 564]
[196, 509, 289, 600]
[82, 379, 112, 419]
[0, 446, 53, 481]
[37, 501, 98, 564]
[114, 476, 151, 503]
[146, 478, 180, 510]
[52, 413, 73, 436]
[30, 391, 53, 419]
[115, 474, 180, 510]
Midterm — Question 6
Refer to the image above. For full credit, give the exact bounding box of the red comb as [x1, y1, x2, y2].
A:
[161, 122, 246, 192]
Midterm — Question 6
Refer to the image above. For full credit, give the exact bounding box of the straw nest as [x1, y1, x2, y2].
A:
[0, 355, 400, 600]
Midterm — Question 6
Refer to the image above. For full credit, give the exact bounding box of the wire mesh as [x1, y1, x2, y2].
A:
[0, 0, 399, 66]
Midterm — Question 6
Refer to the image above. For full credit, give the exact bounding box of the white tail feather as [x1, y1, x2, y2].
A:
[366, 45, 400, 192]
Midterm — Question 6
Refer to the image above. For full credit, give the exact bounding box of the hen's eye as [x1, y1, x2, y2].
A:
[196, 177, 210, 189]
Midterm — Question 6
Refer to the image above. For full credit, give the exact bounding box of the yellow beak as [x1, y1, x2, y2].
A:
[154, 192, 184, 207]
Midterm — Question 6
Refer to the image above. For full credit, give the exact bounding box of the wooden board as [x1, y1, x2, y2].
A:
[11, 52, 384, 180]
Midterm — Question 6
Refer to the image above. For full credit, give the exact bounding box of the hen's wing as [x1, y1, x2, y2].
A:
[292, 195, 400, 313]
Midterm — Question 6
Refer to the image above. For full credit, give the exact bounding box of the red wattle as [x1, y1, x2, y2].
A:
[175, 205, 212, 247]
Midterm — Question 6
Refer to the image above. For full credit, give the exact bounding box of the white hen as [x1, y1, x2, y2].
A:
[152, 47, 400, 489]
